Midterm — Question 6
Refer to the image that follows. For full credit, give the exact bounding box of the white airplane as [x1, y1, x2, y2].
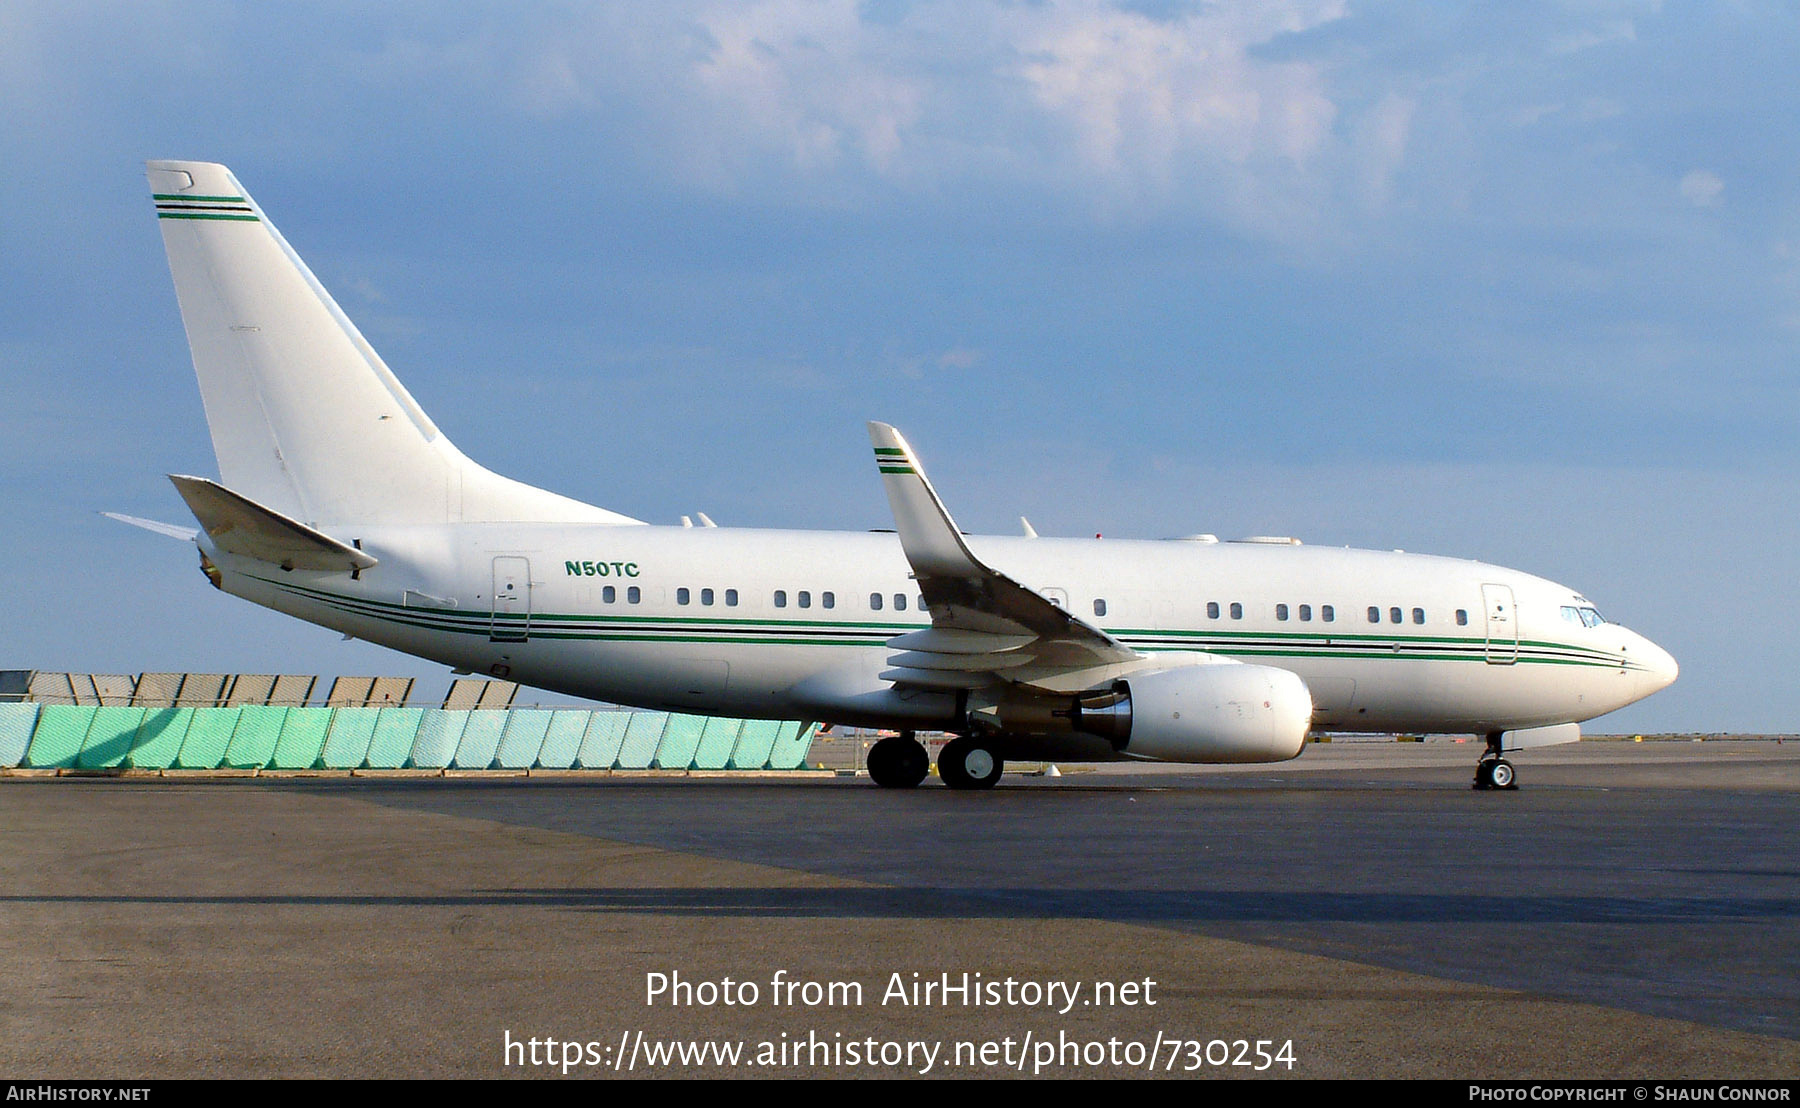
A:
[125, 159, 1677, 791]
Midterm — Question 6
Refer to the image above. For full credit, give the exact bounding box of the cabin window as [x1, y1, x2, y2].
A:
[798, 591, 812, 609]
[1299, 604, 1312, 621]
[1093, 598, 1107, 617]
[603, 585, 616, 604]
[676, 588, 690, 606]
[918, 595, 927, 611]
[1412, 607, 1424, 625]
[870, 592, 883, 611]
[1322, 605, 1335, 622]
[894, 594, 907, 611]
[627, 586, 641, 604]
[1455, 608, 1467, 626]
[1390, 607, 1403, 624]
[1368, 606, 1380, 623]
[774, 590, 787, 608]
[1275, 604, 1289, 621]
[701, 588, 715, 606]
[1230, 602, 1243, 620]
[1207, 601, 1220, 620]
[822, 592, 835, 610]
[725, 589, 738, 607]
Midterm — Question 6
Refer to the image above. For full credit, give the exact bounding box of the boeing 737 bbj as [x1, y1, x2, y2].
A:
[120, 160, 1677, 791]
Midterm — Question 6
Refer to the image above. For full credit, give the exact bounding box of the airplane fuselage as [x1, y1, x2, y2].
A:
[212, 523, 1676, 742]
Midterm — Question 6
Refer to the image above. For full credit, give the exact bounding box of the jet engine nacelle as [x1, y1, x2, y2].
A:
[1071, 662, 1313, 763]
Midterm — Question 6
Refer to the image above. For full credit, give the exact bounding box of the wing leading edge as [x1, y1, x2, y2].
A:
[866, 422, 1143, 693]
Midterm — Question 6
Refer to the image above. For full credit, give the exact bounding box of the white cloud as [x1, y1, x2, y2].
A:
[488, 1, 1407, 241]
[1548, 18, 1638, 56]
[1678, 169, 1724, 207]
[1352, 92, 1415, 208]
[936, 346, 981, 370]
[691, 1, 928, 175]
[1010, 2, 1342, 179]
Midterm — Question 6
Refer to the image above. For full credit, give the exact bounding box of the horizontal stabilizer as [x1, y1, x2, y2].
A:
[101, 512, 199, 542]
[169, 475, 377, 572]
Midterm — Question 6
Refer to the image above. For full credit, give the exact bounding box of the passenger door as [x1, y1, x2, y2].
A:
[490, 557, 531, 643]
[1481, 583, 1518, 665]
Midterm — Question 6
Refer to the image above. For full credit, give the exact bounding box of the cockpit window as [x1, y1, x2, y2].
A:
[1563, 604, 1606, 628]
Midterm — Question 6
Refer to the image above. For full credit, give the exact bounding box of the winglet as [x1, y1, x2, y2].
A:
[867, 421, 985, 579]
[865, 422, 1142, 679]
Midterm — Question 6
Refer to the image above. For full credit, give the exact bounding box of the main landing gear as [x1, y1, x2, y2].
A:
[1473, 732, 1517, 791]
[865, 732, 1005, 790]
[867, 732, 930, 789]
[936, 736, 1004, 791]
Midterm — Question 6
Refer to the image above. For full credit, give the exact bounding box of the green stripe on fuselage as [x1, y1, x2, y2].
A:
[250, 574, 1639, 670]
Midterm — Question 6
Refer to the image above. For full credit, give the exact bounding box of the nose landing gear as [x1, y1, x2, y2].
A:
[1473, 732, 1518, 790]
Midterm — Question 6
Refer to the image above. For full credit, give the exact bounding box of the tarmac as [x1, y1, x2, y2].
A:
[2, 738, 1797, 1079]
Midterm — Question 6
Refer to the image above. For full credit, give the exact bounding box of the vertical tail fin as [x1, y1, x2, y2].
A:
[147, 160, 639, 528]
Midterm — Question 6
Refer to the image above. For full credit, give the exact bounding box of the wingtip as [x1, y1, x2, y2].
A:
[866, 421, 910, 452]
[868, 424, 921, 479]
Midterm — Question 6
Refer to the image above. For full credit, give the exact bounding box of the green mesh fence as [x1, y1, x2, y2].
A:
[576, 711, 632, 769]
[493, 710, 553, 769]
[767, 721, 816, 770]
[77, 707, 146, 769]
[692, 716, 744, 770]
[175, 708, 241, 768]
[128, 708, 193, 769]
[408, 709, 468, 769]
[223, 707, 288, 769]
[0, 704, 42, 767]
[449, 711, 505, 769]
[3, 702, 813, 772]
[654, 715, 708, 769]
[363, 708, 425, 769]
[24, 706, 96, 769]
[534, 710, 589, 769]
[731, 719, 782, 769]
[616, 712, 669, 769]
[270, 708, 334, 769]
[319, 708, 380, 769]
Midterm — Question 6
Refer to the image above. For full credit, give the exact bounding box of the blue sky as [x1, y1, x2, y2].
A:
[3, 1, 1795, 731]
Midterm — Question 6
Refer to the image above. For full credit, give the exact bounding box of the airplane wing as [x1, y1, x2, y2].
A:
[867, 422, 1142, 693]
[169, 474, 378, 573]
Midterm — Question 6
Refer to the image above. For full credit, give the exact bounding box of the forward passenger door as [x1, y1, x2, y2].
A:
[1481, 583, 1518, 665]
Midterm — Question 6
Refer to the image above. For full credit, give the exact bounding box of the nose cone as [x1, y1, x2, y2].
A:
[1636, 634, 1679, 694]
